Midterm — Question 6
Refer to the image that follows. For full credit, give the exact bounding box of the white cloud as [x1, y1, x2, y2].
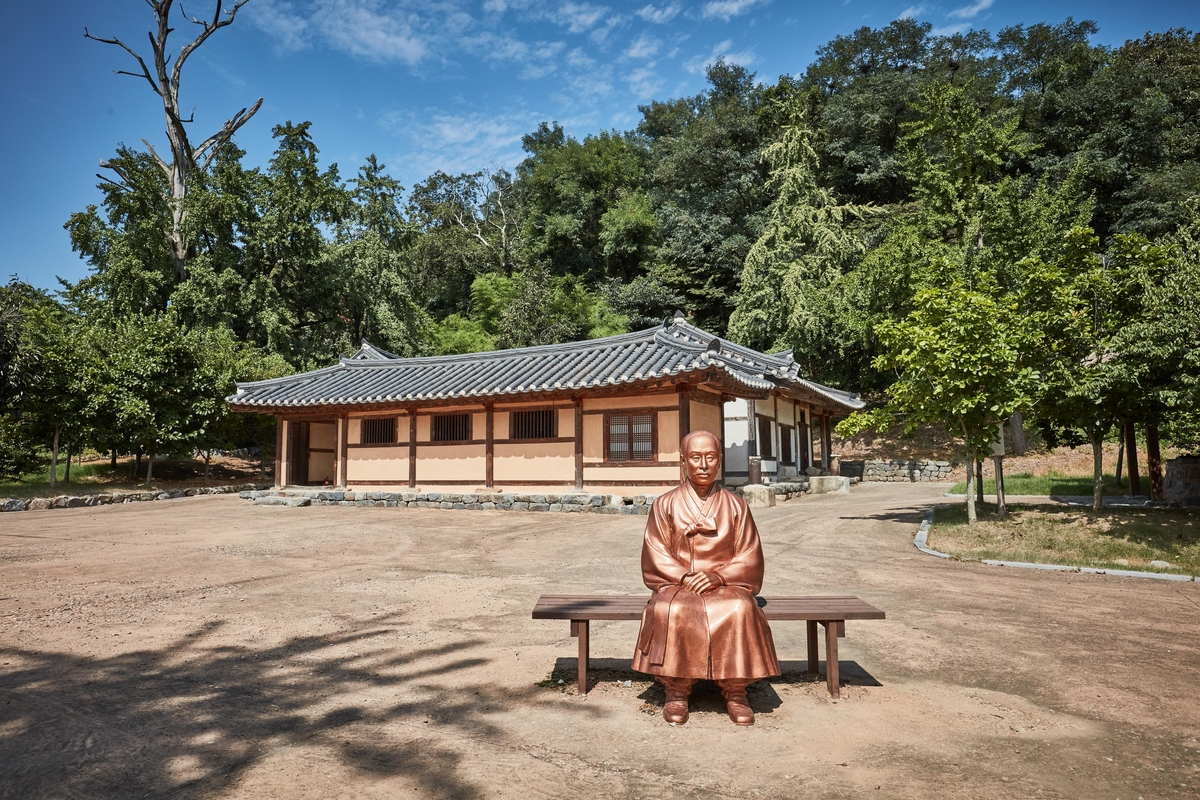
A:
[556, 1, 610, 33]
[245, 0, 312, 52]
[625, 33, 660, 59]
[947, 0, 995, 19]
[310, 0, 429, 64]
[566, 47, 595, 67]
[248, 0, 482, 65]
[931, 22, 970, 35]
[684, 39, 754, 74]
[636, 3, 681, 23]
[462, 32, 566, 79]
[379, 108, 538, 179]
[523, 41, 567, 78]
[897, 5, 925, 19]
[626, 65, 663, 98]
[700, 0, 763, 22]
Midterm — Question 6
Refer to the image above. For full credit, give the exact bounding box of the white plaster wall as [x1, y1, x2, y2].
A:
[723, 398, 749, 483]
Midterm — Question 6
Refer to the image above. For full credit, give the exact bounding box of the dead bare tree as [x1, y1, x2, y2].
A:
[85, 1, 263, 280]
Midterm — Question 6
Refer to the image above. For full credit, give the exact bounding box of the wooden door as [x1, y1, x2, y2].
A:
[289, 422, 310, 485]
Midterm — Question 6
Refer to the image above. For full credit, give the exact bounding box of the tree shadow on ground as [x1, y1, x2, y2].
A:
[0, 612, 593, 800]
[835, 508, 931, 526]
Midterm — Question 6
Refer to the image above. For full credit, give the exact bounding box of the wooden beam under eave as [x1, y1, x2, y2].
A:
[574, 397, 583, 490]
[485, 403, 494, 489]
[335, 415, 348, 488]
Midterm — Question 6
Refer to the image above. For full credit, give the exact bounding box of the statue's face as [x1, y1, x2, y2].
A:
[683, 433, 722, 490]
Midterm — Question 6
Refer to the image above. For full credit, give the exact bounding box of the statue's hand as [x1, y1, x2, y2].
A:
[682, 571, 716, 594]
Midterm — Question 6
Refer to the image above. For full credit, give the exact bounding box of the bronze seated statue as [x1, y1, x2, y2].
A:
[632, 430, 780, 725]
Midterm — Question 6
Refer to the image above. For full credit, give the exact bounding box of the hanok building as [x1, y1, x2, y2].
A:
[227, 313, 864, 494]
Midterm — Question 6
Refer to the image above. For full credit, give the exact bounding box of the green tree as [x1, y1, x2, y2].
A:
[21, 302, 86, 488]
[518, 124, 654, 283]
[640, 61, 772, 332]
[1053, 29, 1200, 239]
[728, 102, 875, 374]
[842, 286, 1040, 522]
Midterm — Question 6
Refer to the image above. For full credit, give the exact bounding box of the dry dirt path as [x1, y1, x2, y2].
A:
[1, 484, 1197, 799]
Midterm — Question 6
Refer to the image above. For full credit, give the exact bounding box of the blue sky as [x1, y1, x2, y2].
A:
[3, 0, 1197, 291]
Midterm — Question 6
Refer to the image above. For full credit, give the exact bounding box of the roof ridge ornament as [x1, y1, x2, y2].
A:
[706, 337, 721, 353]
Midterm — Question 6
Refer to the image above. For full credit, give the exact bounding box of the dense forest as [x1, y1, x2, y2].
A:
[2, 16, 1199, 511]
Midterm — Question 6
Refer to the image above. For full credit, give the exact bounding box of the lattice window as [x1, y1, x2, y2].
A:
[756, 415, 774, 459]
[606, 413, 655, 462]
[432, 413, 472, 442]
[361, 417, 397, 444]
[511, 409, 558, 440]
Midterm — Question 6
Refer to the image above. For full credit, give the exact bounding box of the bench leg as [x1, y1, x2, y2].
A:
[806, 620, 819, 675]
[822, 620, 840, 699]
[571, 620, 590, 695]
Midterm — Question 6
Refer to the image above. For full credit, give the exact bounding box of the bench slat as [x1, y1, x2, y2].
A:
[532, 595, 885, 621]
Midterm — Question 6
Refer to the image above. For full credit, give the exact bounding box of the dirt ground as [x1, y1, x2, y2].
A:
[2, 485, 1198, 799]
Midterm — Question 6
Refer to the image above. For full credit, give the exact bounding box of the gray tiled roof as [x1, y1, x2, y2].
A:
[228, 314, 865, 412]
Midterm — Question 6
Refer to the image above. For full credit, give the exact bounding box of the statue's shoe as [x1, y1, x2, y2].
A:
[724, 693, 755, 726]
[663, 699, 689, 724]
[663, 688, 690, 724]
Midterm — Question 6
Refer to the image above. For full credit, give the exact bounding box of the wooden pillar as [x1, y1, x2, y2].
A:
[408, 413, 417, 489]
[1125, 420, 1140, 496]
[336, 415, 348, 489]
[485, 403, 494, 489]
[823, 415, 833, 470]
[1147, 423, 1163, 501]
[678, 385, 691, 439]
[746, 399, 757, 458]
[574, 397, 583, 490]
[275, 418, 286, 488]
[772, 395, 779, 467]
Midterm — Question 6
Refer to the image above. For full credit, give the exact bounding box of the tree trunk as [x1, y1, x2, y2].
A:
[1114, 437, 1124, 487]
[49, 426, 61, 489]
[1092, 431, 1104, 513]
[1146, 423, 1163, 502]
[85, 1, 262, 281]
[204, 450, 212, 481]
[993, 456, 1007, 520]
[965, 448, 977, 524]
[64, 440, 72, 483]
[144, 447, 155, 486]
[1007, 412, 1028, 456]
[976, 459, 985, 506]
[111, 449, 118, 470]
[1124, 420, 1140, 496]
[135, 446, 144, 481]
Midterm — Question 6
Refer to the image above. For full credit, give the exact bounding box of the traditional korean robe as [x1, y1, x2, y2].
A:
[632, 481, 780, 681]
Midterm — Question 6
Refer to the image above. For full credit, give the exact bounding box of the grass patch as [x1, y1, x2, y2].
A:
[947, 471, 1149, 497]
[927, 503, 1200, 575]
[0, 456, 267, 498]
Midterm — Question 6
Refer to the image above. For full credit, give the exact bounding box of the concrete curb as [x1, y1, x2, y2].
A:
[913, 510, 952, 559]
[942, 492, 1165, 508]
[915, 508, 1198, 582]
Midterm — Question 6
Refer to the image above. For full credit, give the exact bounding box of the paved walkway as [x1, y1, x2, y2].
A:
[1, 484, 1197, 798]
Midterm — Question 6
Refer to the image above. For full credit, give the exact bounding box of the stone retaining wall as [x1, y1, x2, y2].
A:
[840, 459, 953, 482]
[1, 484, 267, 513]
[244, 489, 658, 515]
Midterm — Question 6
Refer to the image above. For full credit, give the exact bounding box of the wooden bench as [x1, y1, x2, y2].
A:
[532, 595, 885, 699]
